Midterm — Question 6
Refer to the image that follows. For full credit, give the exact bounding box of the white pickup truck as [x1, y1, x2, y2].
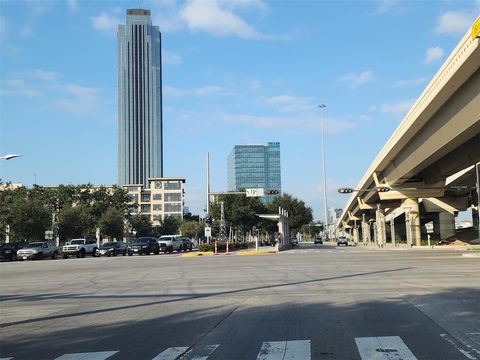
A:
[62, 238, 97, 258]
[157, 235, 183, 253]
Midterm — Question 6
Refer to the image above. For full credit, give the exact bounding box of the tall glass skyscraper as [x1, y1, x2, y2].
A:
[228, 142, 281, 201]
[118, 9, 163, 188]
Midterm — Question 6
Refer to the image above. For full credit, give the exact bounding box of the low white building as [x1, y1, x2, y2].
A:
[124, 177, 185, 226]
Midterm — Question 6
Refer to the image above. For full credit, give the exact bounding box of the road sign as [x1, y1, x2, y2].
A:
[204, 226, 211, 237]
[246, 188, 265, 197]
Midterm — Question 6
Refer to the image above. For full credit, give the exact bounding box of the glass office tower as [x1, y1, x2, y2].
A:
[228, 142, 281, 201]
[118, 9, 163, 188]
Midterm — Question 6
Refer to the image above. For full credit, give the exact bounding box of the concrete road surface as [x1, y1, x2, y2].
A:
[0, 243, 479, 359]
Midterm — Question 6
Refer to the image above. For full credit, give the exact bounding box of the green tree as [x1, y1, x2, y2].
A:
[129, 214, 153, 237]
[267, 193, 313, 234]
[58, 205, 94, 241]
[9, 198, 51, 242]
[98, 208, 125, 240]
[180, 220, 203, 239]
[160, 216, 180, 235]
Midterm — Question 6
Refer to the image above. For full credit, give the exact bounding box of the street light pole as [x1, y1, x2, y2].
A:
[319, 104, 328, 239]
[476, 162, 480, 241]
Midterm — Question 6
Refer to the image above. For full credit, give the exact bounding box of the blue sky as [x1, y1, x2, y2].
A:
[0, 0, 478, 220]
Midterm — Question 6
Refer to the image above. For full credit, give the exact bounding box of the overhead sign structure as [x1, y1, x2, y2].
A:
[246, 188, 265, 197]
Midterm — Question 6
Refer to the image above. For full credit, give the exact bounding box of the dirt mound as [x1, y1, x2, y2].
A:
[437, 227, 479, 245]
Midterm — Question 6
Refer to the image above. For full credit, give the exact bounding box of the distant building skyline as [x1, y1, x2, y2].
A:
[227, 142, 281, 201]
[118, 9, 163, 188]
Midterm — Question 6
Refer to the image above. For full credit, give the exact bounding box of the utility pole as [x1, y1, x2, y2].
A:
[220, 201, 226, 242]
[205, 152, 211, 244]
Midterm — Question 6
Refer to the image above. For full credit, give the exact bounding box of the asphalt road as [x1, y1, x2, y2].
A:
[0, 243, 479, 360]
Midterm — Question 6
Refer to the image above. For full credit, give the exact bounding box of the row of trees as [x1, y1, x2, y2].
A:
[0, 183, 182, 243]
[0, 182, 318, 244]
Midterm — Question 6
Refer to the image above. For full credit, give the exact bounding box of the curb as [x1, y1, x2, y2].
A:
[181, 251, 214, 257]
[238, 251, 276, 256]
[462, 253, 480, 258]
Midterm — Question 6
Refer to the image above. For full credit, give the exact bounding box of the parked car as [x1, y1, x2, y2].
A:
[128, 237, 160, 256]
[157, 235, 183, 253]
[337, 236, 348, 246]
[0, 242, 27, 261]
[62, 238, 97, 258]
[17, 242, 59, 260]
[290, 237, 299, 246]
[180, 237, 193, 251]
[314, 237, 323, 244]
[96, 242, 127, 257]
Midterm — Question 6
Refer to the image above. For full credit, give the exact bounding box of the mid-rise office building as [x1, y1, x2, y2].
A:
[227, 142, 281, 201]
[118, 9, 163, 188]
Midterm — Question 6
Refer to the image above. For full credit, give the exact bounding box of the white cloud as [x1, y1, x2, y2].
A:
[373, 0, 399, 14]
[435, 11, 474, 35]
[90, 13, 120, 32]
[425, 46, 444, 64]
[163, 50, 182, 65]
[20, 24, 33, 38]
[338, 70, 374, 88]
[218, 112, 356, 133]
[164, 85, 224, 97]
[393, 77, 427, 87]
[66, 0, 79, 12]
[260, 95, 316, 112]
[381, 99, 415, 117]
[0, 79, 41, 97]
[180, 0, 267, 39]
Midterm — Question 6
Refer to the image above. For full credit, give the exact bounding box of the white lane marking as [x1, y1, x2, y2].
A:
[179, 344, 219, 360]
[152, 347, 189, 360]
[0, 358, 13, 360]
[355, 336, 417, 360]
[440, 334, 478, 359]
[257, 340, 311, 360]
[55, 351, 119, 360]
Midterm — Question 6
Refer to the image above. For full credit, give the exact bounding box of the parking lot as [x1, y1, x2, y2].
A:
[1, 243, 479, 359]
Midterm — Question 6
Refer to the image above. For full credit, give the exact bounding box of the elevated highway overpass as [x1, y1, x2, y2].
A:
[336, 18, 480, 246]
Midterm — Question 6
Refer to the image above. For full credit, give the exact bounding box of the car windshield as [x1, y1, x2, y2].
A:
[70, 239, 85, 244]
[134, 238, 150, 244]
[28, 242, 44, 248]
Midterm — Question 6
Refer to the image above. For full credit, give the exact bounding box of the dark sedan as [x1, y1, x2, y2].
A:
[128, 237, 160, 256]
[0, 242, 27, 261]
[96, 242, 127, 257]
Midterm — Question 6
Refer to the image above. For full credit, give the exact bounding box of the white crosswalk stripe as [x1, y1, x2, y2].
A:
[256, 340, 311, 360]
[178, 344, 219, 360]
[152, 347, 189, 360]
[355, 336, 417, 360]
[54, 351, 119, 360]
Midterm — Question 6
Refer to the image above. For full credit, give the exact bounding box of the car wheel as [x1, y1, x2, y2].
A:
[37, 252, 43, 260]
[128, 253, 133, 256]
[113, 249, 117, 256]
[91, 248, 97, 257]
[52, 251, 58, 260]
[62, 253, 68, 259]
[79, 248, 86, 258]
[123, 250, 127, 256]
[154, 249, 160, 255]
[337, 243, 340, 246]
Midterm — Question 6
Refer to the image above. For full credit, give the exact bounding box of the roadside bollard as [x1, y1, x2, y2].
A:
[226, 240, 230, 255]
[214, 241, 218, 255]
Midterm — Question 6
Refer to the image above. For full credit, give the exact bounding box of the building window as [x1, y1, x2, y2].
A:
[141, 193, 150, 202]
[165, 193, 181, 202]
[128, 206, 138, 213]
[152, 215, 162, 222]
[152, 193, 162, 200]
[129, 194, 138, 203]
[165, 181, 181, 190]
[141, 204, 150, 213]
[152, 204, 162, 211]
[165, 203, 181, 213]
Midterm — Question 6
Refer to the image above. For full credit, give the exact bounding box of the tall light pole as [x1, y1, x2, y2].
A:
[319, 104, 329, 238]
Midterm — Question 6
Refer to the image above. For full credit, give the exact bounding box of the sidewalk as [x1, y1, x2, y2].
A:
[355, 242, 480, 251]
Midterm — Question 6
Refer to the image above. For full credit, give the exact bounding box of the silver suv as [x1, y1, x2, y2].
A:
[337, 236, 348, 247]
[157, 235, 183, 253]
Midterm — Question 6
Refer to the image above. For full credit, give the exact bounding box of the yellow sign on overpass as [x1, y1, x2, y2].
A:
[473, 17, 480, 40]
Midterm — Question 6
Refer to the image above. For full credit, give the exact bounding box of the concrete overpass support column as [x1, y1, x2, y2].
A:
[390, 219, 396, 246]
[361, 220, 368, 245]
[439, 211, 455, 240]
[375, 204, 386, 248]
[353, 221, 359, 245]
[403, 198, 421, 247]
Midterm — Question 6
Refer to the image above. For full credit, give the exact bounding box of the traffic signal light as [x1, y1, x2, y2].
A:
[205, 215, 211, 226]
[265, 189, 280, 195]
[338, 188, 354, 194]
[376, 186, 391, 192]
